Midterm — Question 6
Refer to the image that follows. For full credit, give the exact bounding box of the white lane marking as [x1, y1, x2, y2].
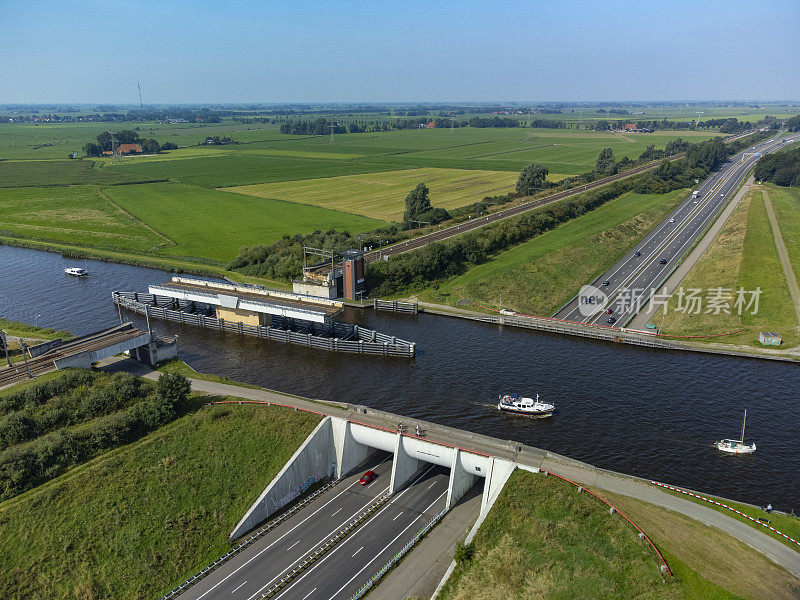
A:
[301, 588, 317, 600]
[287, 541, 300, 550]
[244, 485, 390, 600]
[231, 581, 247, 594]
[325, 490, 449, 600]
[195, 455, 389, 600]
[269, 466, 438, 600]
[352, 546, 364, 557]
[331, 508, 342, 517]
[427, 482, 436, 489]
[392, 512, 403, 521]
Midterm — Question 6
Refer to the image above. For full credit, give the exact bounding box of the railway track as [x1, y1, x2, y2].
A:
[363, 131, 756, 262]
[0, 325, 145, 388]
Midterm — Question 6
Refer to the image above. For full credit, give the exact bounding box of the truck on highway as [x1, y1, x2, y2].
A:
[692, 190, 700, 199]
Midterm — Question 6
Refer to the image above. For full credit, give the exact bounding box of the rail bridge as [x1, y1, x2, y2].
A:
[0, 322, 174, 388]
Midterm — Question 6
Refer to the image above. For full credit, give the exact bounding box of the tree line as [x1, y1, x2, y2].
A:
[82, 129, 177, 157]
[754, 147, 800, 187]
[0, 371, 190, 501]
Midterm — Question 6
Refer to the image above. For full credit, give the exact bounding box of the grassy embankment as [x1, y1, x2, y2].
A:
[0, 387, 320, 599]
[437, 469, 799, 600]
[653, 484, 800, 553]
[655, 186, 799, 347]
[417, 189, 685, 316]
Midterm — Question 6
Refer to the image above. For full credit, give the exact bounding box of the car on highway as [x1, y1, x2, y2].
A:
[605, 308, 613, 314]
[659, 258, 667, 264]
[359, 470, 377, 485]
[602, 280, 610, 286]
[634, 251, 641, 256]
[607, 317, 617, 324]
[669, 218, 675, 223]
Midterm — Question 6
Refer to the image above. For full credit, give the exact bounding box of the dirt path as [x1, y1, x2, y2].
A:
[762, 186, 800, 327]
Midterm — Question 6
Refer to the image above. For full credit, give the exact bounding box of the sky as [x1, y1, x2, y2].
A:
[3, 0, 799, 104]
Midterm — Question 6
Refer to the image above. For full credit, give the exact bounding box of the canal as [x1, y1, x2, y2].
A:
[1, 244, 798, 511]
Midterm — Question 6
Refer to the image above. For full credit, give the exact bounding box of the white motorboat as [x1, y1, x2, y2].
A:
[716, 409, 756, 454]
[497, 393, 554, 417]
[64, 267, 89, 277]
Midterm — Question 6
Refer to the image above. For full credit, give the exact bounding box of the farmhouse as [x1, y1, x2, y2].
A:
[117, 143, 142, 155]
[623, 123, 637, 131]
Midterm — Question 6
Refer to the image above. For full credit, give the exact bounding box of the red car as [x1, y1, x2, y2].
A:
[605, 308, 613, 314]
[359, 470, 377, 485]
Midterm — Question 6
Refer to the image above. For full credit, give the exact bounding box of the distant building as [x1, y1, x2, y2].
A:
[116, 143, 142, 155]
[623, 123, 637, 131]
[425, 121, 436, 128]
[759, 332, 782, 346]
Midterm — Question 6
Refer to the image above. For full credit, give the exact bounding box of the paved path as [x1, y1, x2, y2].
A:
[99, 356, 800, 584]
[762, 186, 800, 326]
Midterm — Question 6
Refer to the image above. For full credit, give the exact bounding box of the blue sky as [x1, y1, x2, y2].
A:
[3, 0, 799, 103]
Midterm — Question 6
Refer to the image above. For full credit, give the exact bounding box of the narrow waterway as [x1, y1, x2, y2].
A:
[2, 245, 798, 511]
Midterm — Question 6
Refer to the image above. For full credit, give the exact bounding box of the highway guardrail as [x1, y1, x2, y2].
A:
[157, 479, 339, 600]
[348, 508, 448, 600]
[257, 491, 393, 599]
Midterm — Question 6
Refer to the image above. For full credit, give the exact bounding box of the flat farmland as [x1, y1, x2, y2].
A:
[226, 167, 519, 221]
[0, 185, 166, 251]
[103, 182, 385, 263]
[0, 159, 146, 187]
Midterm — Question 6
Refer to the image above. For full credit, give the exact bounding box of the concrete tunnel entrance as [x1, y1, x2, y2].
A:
[230, 416, 516, 540]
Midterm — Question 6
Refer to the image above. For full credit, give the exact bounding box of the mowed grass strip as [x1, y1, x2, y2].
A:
[0, 185, 166, 252]
[103, 182, 385, 263]
[658, 189, 799, 346]
[438, 470, 684, 600]
[422, 189, 684, 316]
[0, 402, 321, 600]
[226, 167, 519, 221]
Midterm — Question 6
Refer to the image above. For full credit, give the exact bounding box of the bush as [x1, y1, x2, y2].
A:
[454, 541, 475, 564]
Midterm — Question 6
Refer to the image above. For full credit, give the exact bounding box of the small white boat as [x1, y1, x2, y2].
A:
[498, 393, 554, 417]
[716, 409, 756, 454]
[64, 267, 89, 277]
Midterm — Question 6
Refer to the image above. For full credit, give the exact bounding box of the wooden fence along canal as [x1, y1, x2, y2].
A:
[112, 292, 415, 358]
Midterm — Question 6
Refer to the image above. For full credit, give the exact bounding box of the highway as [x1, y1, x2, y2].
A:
[178, 454, 451, 600]
[554, 134, 796, 329]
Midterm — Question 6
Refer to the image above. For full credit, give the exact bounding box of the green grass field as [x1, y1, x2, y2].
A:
[421, 189, 685, 315]
[227, 167, 519, 221]
[102, 182, 385, 262]
[0, 159, 146, 187]
[656, 189, 799, 347]
[438, 470, 684, 600]
[0, 185, 167, 252]
[0, 318, 71, 341]
[767, 184, 800, 291]
[0, 402, 320, 600]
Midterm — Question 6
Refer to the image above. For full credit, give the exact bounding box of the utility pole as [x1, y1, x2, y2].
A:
[0, 329, 11, 367]
[330, 122, 336, 145]
[137, 82, 144, 117]
[20, 342, 32, 379]
[109, 130, 119, 165]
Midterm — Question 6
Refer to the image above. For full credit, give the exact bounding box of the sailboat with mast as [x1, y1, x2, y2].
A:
[715, 409, 756, 454]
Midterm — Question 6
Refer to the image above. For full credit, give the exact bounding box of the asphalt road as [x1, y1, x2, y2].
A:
[177, 457, 451, 600]
[554, 135, 797, 329]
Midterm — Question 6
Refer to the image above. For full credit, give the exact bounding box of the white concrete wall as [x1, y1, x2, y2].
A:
[390, 433, 422, 494]
[480, 457, 516, 517]
[332, 418, 377, 478]
[446, 450, 477, 511]
[230, 417, 336, 540]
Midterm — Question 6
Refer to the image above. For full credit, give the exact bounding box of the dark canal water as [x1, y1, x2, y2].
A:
[2, 245, 798, 511]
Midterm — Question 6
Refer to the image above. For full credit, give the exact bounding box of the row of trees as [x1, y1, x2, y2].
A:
[403, 183, 451, 226]
[0, 372, 189, 501]
[754, 147, 800, 187]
